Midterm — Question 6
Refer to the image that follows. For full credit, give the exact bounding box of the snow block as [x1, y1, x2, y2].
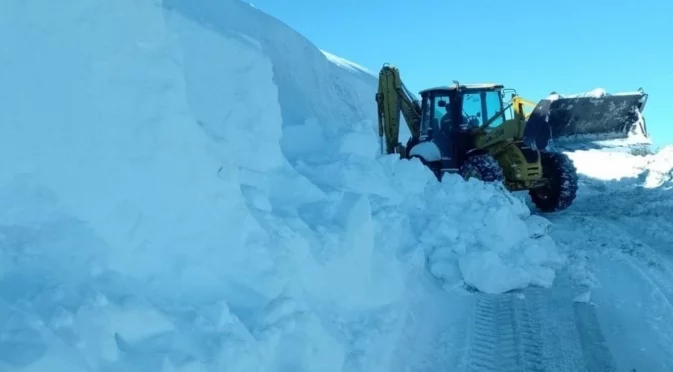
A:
[459, 251, 531, 294]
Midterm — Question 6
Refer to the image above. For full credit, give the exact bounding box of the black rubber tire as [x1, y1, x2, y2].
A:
[458, 153, 504, 182]
[529, 151, 578, 212]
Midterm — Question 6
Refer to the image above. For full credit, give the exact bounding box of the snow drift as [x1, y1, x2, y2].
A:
[0, 0, 563, 371]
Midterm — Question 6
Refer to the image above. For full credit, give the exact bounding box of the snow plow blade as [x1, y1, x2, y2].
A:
[531, 89, 649, 142]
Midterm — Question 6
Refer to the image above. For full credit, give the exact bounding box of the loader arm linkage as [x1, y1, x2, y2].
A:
[511, 95, 538, 121]
[480, 94, 538, 129]
[376, 64, 422, 155]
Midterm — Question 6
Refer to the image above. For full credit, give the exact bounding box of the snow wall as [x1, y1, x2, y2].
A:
[0, 0, 565, 371]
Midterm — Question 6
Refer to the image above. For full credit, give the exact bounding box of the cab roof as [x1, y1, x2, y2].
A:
[419, 83, 504, 94]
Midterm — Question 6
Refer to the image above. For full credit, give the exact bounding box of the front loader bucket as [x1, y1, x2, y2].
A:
[525, 89, 648, 149]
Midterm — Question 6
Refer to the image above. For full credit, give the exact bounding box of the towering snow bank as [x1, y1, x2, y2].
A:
[0, 0, 562, 371]
[162, 0, 378, 163]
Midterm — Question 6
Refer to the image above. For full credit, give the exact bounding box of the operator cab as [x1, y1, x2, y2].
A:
[411, 84, 507, 170]
[418, 83, 507, 141]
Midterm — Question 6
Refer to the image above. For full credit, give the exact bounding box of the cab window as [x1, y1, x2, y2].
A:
[420, 94, 433, 135]
[427, 93, 451, 135]
[484, 90, 505, 128]
[434, 95, 450, 123]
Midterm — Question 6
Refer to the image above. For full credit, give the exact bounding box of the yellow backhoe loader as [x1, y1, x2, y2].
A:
[376, 64, 649, 212]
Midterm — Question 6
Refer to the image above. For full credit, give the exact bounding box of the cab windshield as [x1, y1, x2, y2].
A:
[462, 89, 505, 128]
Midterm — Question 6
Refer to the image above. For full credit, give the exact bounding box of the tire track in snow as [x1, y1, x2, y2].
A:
[548, 211, 673, 371]
[599, 219, 673, 370]
[574, 301, 618, 372]
[558, 211, 673, 317]
[465, 293, 544, 372]
[393, 277, 618, 371]
[464, 285, 616, 372]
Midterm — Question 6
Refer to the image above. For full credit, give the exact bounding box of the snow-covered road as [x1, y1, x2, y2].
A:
[393, 149, 673, 372]
[545, 163, 673, 372]
[549, 214, 673, 372]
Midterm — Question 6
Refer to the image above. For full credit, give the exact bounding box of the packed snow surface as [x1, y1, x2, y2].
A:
[543, 145, 673, 371]
[7, 0, 669, 371]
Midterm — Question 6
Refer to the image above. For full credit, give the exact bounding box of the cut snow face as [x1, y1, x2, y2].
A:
[0, 0, 564, 371]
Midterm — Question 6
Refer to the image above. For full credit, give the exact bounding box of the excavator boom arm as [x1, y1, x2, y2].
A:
[376, 64, 422, 155]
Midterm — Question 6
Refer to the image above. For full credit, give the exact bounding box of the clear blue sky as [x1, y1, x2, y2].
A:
[251, 0, 673, 146]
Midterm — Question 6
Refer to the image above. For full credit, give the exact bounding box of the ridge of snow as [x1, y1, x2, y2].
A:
[0, 0, 564, 371]
[320, 49, 375, 76]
